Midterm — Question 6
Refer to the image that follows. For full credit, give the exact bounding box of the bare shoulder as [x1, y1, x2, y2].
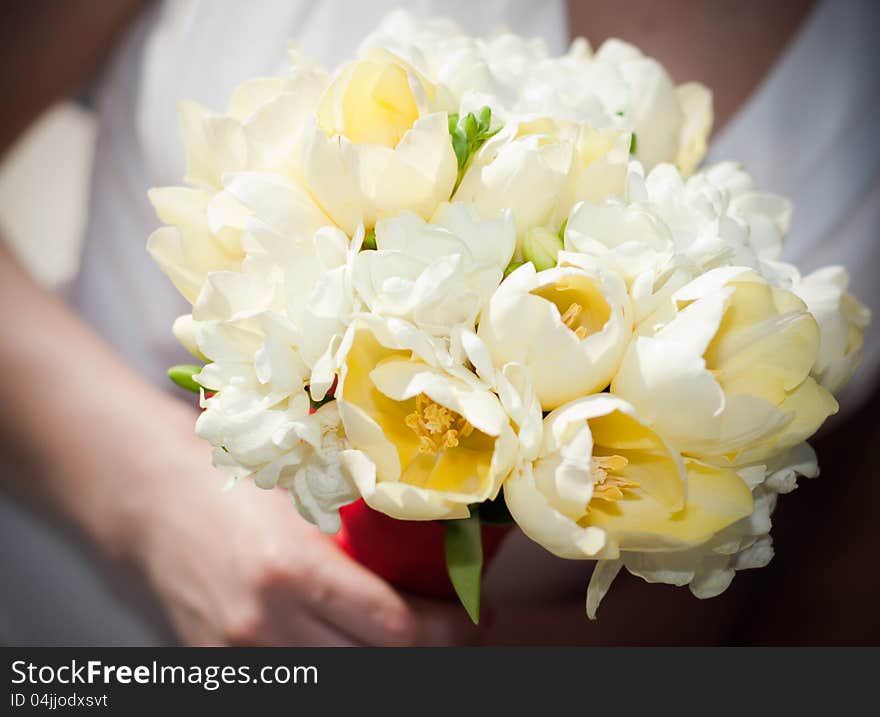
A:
[0, 0, 151, 153]
[566, 0, 817, 133]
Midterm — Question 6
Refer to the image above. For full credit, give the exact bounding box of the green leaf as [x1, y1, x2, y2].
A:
[503, 259, 526, 278]
[447, 112, 459, 135]
[167, 364, 203, 393]
[629, 132, 638, 155]
[476, 493, 514, 525]
[444, 513, 483, 624]
[362, 228, 377, 250]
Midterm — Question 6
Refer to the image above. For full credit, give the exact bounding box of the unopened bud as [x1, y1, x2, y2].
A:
[522, 227, 563, 272]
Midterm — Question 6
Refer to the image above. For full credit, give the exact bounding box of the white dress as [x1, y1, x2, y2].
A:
[1, 0, 876, 645]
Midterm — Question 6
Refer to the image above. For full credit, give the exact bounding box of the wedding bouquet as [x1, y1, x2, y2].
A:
[149, 11, 870, 622]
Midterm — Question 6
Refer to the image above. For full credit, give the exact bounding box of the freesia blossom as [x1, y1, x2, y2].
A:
[563, 161, 796, 295]
[351, 203, 515, 335]
[336, 316, 517, 520]
[478, 254, 632, 409]
[589, 39, 712, 174]
[187, 263, 362, 532]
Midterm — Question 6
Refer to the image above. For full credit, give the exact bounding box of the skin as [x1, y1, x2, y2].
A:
[3, 0, 876, 645]
[568, 0, 817, 132]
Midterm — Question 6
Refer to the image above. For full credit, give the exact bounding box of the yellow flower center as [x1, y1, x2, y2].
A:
[590, 454, 636, 502]
[560, 303, 589, 340]
[404, 393, 474, 454]
[531, 275, 611, 341]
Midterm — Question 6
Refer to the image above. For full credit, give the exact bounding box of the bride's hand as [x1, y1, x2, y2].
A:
[129, 430, 478, 646]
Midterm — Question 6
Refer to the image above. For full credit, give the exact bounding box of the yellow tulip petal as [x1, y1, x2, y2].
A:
[586, 461, 753, 552]
[736, 376, 838, 464]
[705, 282, 820, 404]
[588, 409, 684, 511]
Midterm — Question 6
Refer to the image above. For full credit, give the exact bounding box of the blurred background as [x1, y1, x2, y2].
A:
[0, 102, 94, 287]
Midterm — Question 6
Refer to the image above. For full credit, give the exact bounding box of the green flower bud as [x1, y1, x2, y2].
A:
[168, 364, 203, 393]
[463, 112, 479, 140]
[477, 106, 492, 132]
[452, 126, 469, 169]
[522, 226, 563, 272]
[503, 259, 526, 278]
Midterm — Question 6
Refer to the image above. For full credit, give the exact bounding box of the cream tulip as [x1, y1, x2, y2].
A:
[478, 254, 632, 409]
[303, 49, 458, 235]
[613, 267, 839, 463]
[504, 394, 753, 560]
[793, 266, 871, 395]
[586, 441, 820, 617]
[453, 118, 629, 236]
[336, 317, 517, 520]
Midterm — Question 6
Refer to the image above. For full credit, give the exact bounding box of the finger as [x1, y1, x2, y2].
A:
[304, 540, 422, 646]
[252, 610, 362, 647]
[405, 595, 481, 646]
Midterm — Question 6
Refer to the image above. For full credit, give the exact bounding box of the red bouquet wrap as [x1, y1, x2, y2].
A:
[335, 499, 512, 601]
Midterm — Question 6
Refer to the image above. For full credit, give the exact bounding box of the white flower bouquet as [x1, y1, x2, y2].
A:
[149, 11, 870, 622]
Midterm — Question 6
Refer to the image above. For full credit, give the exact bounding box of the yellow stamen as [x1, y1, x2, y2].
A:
[560, 302, 589, 340]
[590, 454, 637, 503]
[404, 394, 474, 454]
